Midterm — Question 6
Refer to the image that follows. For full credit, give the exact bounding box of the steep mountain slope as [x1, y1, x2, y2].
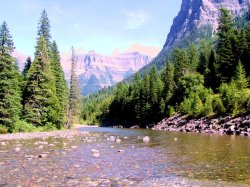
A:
[139, 0, 250, 73]
[61, 51, 151, 96]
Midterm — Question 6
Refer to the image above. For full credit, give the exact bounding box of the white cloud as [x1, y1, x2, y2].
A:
[125, 11, 150, 30]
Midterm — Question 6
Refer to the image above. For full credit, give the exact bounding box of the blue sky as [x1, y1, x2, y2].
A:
[0, 0, 181, 57]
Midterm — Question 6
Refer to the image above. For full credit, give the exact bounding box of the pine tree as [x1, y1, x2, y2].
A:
[141, 74, 150, 121]
[238, 30, 250, 77]
[197, 41, 212, 75]
[187, 43, 199, 71]
[217, 8, 236, 83]
[131, 73, 142, 121]
[22, 57, 32, 79]
[37, 9, 51, 49]
[0, 21, 22, 131]
[232, 62, 249, 90]
[205, 49, 219, 90]
[23, 36, 60, 127]
[173, 48, 189, 86]
[162, 61, 175, 104]
[67, 47, 82, 128]
[51, 41, 69, 125]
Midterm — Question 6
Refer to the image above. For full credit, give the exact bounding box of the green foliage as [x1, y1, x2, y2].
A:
[23, 36, 60, 126]
[12, 121, 36, 133]
[67, 47, 82, 128]
[51, 41, 69, 126]
[212, 96, 226, 115]
[178, 73, 204, 96]
[37, 9, 51, 48]
[167, 106, 175, 117]
[0, 21, 22, 131]
[0, 126, 8, 134]
[82, 88, 114, 125]
[22, 57, 32, 79]
[232, 62, 249, 90]
[180, 98, 192, 114]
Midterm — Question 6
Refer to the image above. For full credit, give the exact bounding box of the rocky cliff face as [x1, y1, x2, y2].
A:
[165, 0, 250, 48]
[139, 0, 250, 75]
[61, 51, 151, 96]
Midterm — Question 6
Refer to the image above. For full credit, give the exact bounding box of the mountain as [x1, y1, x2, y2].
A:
[61, 51, 152, 96]
[139, 0, 250, 73]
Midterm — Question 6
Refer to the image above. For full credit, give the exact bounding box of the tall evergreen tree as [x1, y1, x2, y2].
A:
[162, 61, 175, 104]
[197, 41, 212, 75]
[187, 43, 199, 71]
[37, 9, 51, 49]
[22, 57, 32, 79]
[0, 21, 22, 131]
[23, 36, 60, 127]
[67, 47, 81, 128]
[173, 48, 189, 86]
[51, 41, 69, 125]
[232, 62, 249, 90]
[217, 8, 236, 83]
[205, 49, 219, 90]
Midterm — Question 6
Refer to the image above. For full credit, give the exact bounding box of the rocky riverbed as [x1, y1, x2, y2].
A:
[153, 113, 250, 137]
[0, 126, 249, 186]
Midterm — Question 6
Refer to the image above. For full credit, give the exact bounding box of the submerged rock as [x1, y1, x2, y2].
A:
[143, 136, 150, 143]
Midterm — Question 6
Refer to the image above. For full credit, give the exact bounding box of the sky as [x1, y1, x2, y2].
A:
[0, 0, 181, 58]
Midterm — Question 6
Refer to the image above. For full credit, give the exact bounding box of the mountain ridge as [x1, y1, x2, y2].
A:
[137, 0, 250, 74]
[61, 51, 152, 95]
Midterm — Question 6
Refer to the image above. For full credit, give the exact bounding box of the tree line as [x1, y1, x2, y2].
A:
[97, 8, 250, 127]
[0, 10, 81, 133]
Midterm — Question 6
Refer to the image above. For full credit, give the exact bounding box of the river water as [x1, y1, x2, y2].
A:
[0, 127, 249, 186]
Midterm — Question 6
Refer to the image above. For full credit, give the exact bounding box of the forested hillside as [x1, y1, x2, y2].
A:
[82, 9, 250, 127]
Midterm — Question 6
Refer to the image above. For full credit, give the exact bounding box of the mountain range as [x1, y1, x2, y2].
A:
[60, 51, 152, 96]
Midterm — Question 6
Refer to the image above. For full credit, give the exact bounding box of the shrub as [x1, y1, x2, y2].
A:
[12, 121, 36, 133]
[0, 126, 8, 134]
[167, 106, 175, 117]
[212, 96, 226, 115]
[202, 96, 213, 116]
[180, 97, 192, 114]
[191, 93, 203, 117]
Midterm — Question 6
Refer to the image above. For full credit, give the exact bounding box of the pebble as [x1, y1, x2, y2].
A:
[115, 139, 121, 143]
[0, 142, 6, 146]
[91, 149, 99, 153]
[109, 136, 115, 141]
[174, 138, 178, 141]
[92, 152, 100, 158]
[15, 147, 21, 152]
[71, 146, 77, 149]
[39, 153, 47, 158]
[38, 145, 44, 149]
[143, 136, 150, 143]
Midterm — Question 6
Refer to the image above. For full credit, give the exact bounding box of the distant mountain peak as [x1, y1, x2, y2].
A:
[61, 50, 152, 95]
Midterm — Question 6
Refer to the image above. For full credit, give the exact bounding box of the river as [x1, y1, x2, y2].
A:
[0, 127, 249, 186]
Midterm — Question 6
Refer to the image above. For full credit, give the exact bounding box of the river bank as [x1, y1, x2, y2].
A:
[152, 113, 250, 137]
[0, 127, 88, 141]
